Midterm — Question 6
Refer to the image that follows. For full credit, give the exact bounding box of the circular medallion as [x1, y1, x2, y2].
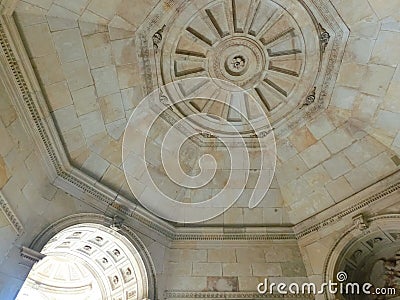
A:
[160, 0, 320, 130]
[209, 37, 266, 89]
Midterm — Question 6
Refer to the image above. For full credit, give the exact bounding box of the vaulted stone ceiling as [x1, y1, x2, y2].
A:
[13, 0, 400, 226]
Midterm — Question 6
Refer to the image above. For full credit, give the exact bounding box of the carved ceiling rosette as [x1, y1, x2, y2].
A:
[136, 0, 349, 139]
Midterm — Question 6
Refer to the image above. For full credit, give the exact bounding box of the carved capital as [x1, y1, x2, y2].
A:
[110, 215, 124, 231]
[21, 246, 45, 263]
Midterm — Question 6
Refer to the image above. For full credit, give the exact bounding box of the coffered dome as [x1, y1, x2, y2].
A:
[158, 0, 320, 127]
[16, 256, 102, 300]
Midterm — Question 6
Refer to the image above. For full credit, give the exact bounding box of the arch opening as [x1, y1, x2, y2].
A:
[324, 215, 400, 300]
[16, 223, 149, 300]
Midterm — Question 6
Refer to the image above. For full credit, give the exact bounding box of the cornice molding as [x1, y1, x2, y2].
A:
[295, 178, 400, 239]
[171, 232, 296, 241]
[0, 0, 397, 243]
[0, 191, 23, 235]
[164, 291, 313, 299]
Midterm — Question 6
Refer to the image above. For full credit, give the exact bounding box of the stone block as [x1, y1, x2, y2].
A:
[87, 0, 122, 20]
[307, 114, 335, 139]
[62, 59, 93, 91]
[32, 54, 64, 85]
[52, 28, 86, 63]
[360, 64, 395, 97]
[116, 64, 140, 89]
[288, 126, 317, 152]
[326, 176, 354, 202]
[300, 141, 331, 168]
[238, 276, 264, 291]
[336, 65, 367, 89]
[208, 248, 236, 263]
[98, 92, 125, 124]
[330, 86, 358, 110]
[100, 164, 125, 191]
[252, 263, 282, 277]
[276, 138, 297, 162]
[79, 110, 106, 138]
[83, 32, 112, 68]
[345, 164, 376, 190]
[14, 1, 47, 27]
[79, 11, 108, 36]
[243, 207, 263, 224]
[368, 0, 399, 22]
[111, 38, 137, 65]
[52, 105, 79, 132]
[236, 248, 265, 263]
[193, 263, 222, 276]
[166, 276, 207, 291]
[62, 127, 85, 153]
[19, 23, 55, 58]
[376, 110, 400, 131]
[343, 37, 374, 64]
[322, 128, 353, 154]
[365, 152, 397, 178]
[302, 165, 331, 187]
[371, 31, 400, 67]
[281, 260, 307, 277]
[46, 4, 79, 31]
[222, 263, 252, 276]
[44, 81, 73, 111]
[262, 207, 283, 224]
[344, 137, 384, 166]
[276, 156, 308, 186]
[322, 154, 353, 179]
[82, 152, 110, 180]
[207, 276, 238, 292]
[168, 249, 207, 262]
[25, 0, 53, 10]
[71, 86, 99, 116]
[165, 262, 192, 276]
[92, 65, 120, 97]
[54, 0, 90, 15]
[223, 207, 243, 224]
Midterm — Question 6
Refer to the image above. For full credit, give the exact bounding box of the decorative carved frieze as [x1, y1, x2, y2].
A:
[0, 192, 23, 235]
[296, 182, 400, 238]
[164, 291, 314, 299]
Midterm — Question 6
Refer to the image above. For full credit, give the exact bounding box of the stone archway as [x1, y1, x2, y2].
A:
[324, 214, 400, 300]
[16, 214, 157, 300]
